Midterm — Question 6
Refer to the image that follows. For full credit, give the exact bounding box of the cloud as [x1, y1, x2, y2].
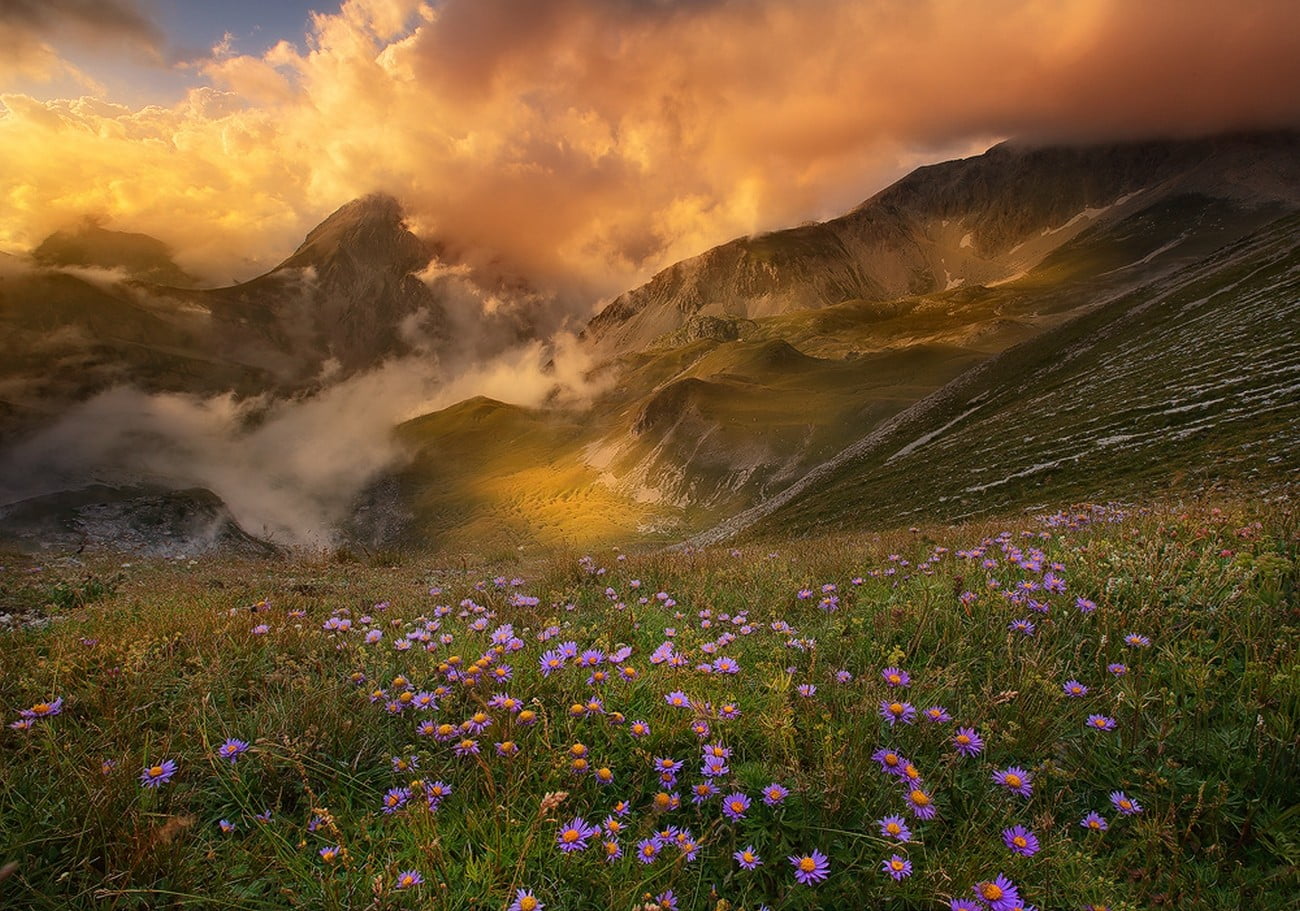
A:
[0, 0, 164, 86]
[0, 0, 1298, 304]
[0, 332, 607, 548]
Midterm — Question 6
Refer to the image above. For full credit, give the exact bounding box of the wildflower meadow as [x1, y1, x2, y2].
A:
[1, 498, 1297, 909]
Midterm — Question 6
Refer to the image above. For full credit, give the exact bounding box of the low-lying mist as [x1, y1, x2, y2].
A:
[0, 332, 605, 549]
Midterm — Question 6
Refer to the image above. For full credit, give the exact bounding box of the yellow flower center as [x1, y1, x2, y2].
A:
[889, 702, 904, 714]
[149, 766, 163, 777]
[33, 703, 50, 713]
[730, 801, 744, 812]
[642, 845, 655, 857]
[890, 859, 905, 871]
[1005, 774, 1022, 787]
[888, 674, 901, 684]
[982, 884, 1004, 900]
[520, 898, 538, 911]
[562, 829, 579, 843]
[799, 856, 817, 872]
[472, 712, 487, 724]
[743, 851, 755, 862]
[1013, 836, 1028, 848]
[1120, 800, 1132, 809]
[909, 789, 930, 806]
[956, 735, 970, 744]
[886, 822, 901, 835]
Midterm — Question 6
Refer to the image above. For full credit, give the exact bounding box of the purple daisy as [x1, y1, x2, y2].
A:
[1087, 714, 1117, 731]
[140, 759, 177, 788]
[973, 874, 1021, 911]
[217, 738, 250, 764]
[721, 792, 751, 820]
[1110, 791, 1143, 815]
[761, 782, 789, 806]
[789, 849, 830, 885]
[993, 766, 1033, 798]
[881, 667, 911, 687]
[507, 888, 544, 911]
[879, 700, 917, 725]
[556, 816, 598, 852]
[878, 814, 912, 841]
[734, 845, 762, 870]
[905, 787, 937, 820]
[923, 705, 952, 723]
[1080, 811, 1109, 832]
[1003, 824, 1040, 856]
[636, 837, 663, 864]
[394, 870, 423, 890]
[882, 854, 912, 880]
[1062, 679, 1089, 697]
[953, 727, 984, 757]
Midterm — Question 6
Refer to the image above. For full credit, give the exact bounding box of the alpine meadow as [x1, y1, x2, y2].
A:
[2, 2, 1299, 910]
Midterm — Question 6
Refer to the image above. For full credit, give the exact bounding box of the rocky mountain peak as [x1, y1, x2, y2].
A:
[276, 193, 433, 277]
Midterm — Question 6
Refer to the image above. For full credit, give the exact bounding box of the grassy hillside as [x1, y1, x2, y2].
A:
[1, 495, 1297, 909]
[706, 212, 1300, 545]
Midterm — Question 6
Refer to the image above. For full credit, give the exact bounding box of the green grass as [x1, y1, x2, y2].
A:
[1, 495, 1297, 909]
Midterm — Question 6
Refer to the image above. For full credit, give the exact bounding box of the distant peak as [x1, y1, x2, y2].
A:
[31, 221, 195, 287]
[277, 193, 431, 275]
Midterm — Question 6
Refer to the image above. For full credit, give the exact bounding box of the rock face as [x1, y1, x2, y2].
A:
[0, 485, 281, 558]
[584, 131, 1300, 353]
[200, 193, 449, 378]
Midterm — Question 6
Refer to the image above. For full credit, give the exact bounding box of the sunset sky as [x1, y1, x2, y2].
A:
[3, 0, 1299, 304]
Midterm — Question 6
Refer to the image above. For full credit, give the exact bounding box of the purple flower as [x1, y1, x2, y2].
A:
[881, 667, 910, 687]
[556, 816, 598, 852]
[1087, 714, 1117, 731]
[1075, 597, 1097, 613]
[1080, 811, 1109, 832]
[882, 854, 912, 880]
[993, 766, 1033, 797]
[789, 849, 830, 885]
[878, 815, 911, 841]
[1107, 663, 1129, 676]
[382, 787, 411, 814]
[973, 874, 1021, 911]
[797, 683, 817, 698]
[1124, 633, 1151, 648]
[873, 748, 907, 773]
[721, 792, 751, 820]
[905, 788, 937, 820]
[734, 845, 762, 870]
[636, 837, 663, 864]
[507, 888, 544, 911]
[20, 697, 63, 719]
[1110, 791, 1143, 815]
[1063, 679, 1089, 697]
[217, 738, 250, 764]
[762, 782, 789, 806]
[952, 727, 984, 757]
[394, 870, 423, 890]
[1003, 824, 1040, 856]
[319, 845, 341, 862]
[879, 700, 917, 725]
[140, 759, 177, 788]
[923, 705, 952, 723]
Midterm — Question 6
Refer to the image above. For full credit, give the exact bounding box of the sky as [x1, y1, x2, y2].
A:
[2, 0, 1300, 306]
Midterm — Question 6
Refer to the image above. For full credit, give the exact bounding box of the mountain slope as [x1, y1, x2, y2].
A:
[685, 210, 1300, 545]
[585, 131, 1300, 353]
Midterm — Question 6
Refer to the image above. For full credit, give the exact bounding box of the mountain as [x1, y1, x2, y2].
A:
[584, 131, 1300, 353]
[192, 194, 448, 377]
[4, 132, 1299, 555]
[32, 219, 197, 286]
[685, 207, 1300, 545]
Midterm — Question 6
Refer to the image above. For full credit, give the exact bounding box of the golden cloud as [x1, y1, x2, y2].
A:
[1, 0, 1298, 303]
